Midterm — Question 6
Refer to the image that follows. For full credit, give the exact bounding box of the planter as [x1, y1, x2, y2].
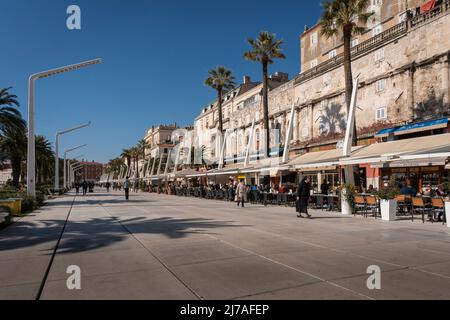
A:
[446, 202, 450, 228]
[380, 199, 397, 221]
[341, 189, 352, 215]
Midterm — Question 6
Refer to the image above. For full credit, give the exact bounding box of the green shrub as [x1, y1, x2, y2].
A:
[20, 195, 38, 213]
[377, 186, 400, 200]
[35, 191, 45, 207]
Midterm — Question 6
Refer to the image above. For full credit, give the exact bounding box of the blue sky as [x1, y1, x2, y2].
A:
[1, 0, 323, 163]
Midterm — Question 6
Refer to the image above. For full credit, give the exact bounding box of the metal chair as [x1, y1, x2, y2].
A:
[412, 197, 433, 223]
[354, 196, 367, 217]
[366, 196, 380, 219]
[431, 198, 445, 224]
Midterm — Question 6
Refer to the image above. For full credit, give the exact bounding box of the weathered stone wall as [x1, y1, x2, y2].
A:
[294, 9, 450, 148]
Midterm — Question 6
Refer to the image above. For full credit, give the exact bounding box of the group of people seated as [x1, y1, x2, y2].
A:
[399, 178, 447, 197]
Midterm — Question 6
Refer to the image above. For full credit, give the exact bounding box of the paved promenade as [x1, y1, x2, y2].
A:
[1, 190, 450, 300]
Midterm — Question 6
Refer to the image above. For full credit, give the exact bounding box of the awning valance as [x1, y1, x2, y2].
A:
[376, 118, 448, 137]
[340, 133, 450, 166]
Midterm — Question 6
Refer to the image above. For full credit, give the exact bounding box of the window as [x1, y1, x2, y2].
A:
[310, 59, 318, 68]
[328, 49, 337, 59]
[375, 79, 386, 93]
[302, 127, 309, 138]
[376, 107, 387, 121]
[374, 48, 384, 62]
[351, 38, 359, 48]
[373, 24, 383, 36]
[310, 32, 318, 46]
[372, 0, 382, 6]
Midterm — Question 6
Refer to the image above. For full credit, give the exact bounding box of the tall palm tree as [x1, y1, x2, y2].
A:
[120, 148, 132, 177]
[36, 135, 55, 185]
[205, 67, 236, 135]
[136, 139, 150, 162]
[320, 0, 373, 145]
[244, 31, 286, 157]
[0, 87, 25, 135]
[129, 146, 141, 178]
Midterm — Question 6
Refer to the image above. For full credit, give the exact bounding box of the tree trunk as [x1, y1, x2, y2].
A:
[343, 26, 358, 147]
[262, 61, 270, 158]
[11, 157, 21, 188]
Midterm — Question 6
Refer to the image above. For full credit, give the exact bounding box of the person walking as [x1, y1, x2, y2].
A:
[124, 176, 131, 201]
[105, 182, 111, 193]
[296, 177, 311, 219]
[236, 179, 247, 208]
[81, 180, 88, 196]
[75, 182, 80, 194]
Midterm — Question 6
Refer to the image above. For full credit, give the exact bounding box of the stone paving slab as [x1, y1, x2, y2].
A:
[1, 190, 450, 300]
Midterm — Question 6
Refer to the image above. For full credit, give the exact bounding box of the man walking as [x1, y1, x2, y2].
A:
[105, 181, 111, 192]
[81, 180, 88, 196]
[124, 176, 131, 201]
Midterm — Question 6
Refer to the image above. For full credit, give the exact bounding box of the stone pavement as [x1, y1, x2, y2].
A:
[1, 190, 450, 300]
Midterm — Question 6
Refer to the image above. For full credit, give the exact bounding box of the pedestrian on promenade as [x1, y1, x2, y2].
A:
[105, 182, 111, 192]
[124, 176, 131, 201]
[81, 180, 88, 196]
[236, 179, 247, 208]
[75, 182, 80, 194]
[296, 176, 311, 219]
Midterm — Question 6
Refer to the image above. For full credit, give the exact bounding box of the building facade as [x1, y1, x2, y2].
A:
[80, 161, 104, 182]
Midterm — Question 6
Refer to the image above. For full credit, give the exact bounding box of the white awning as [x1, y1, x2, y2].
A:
[340, 133, 450, 166]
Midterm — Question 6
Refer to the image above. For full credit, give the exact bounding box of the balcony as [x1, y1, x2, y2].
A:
[295, 0, 450, 86]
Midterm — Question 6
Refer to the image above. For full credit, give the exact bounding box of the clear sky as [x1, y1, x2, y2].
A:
[1, 0, 323, 163]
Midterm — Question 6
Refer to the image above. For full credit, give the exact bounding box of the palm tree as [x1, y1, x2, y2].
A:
[320, 0, 373, 145]
[0, 87, 25, 135]
[0, 124, 27, 187]
[205, 67, 236, 135]
[36, 135, 55, 185]
[244, 31, 286, 157]
[136, 139, 150, 162]
[120, 148, 132, 177]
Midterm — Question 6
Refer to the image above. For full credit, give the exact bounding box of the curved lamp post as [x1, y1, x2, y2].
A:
[63, 144, 87, 189]
[27, 58, 102, 196]
[55, 122, 90, 191]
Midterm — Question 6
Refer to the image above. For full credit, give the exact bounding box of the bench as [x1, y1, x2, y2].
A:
[0, 198, 22, 215]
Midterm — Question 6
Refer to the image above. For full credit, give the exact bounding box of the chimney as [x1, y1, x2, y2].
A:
[243, 75, 251, 84]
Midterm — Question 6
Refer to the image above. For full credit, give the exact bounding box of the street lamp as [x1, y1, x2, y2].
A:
[67, 154, 85, 186]
[55, 123, 91, 191]
[27, 58, 102, 196]
[64, 144, 87, 189]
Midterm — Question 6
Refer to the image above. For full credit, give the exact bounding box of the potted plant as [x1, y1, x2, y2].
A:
[340, 183, 356, 215]
[444, 195, 450, 228]
[377, 186, 400, 221]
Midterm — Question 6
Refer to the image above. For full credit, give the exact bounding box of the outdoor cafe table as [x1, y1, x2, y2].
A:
[311, 193, 340, 211]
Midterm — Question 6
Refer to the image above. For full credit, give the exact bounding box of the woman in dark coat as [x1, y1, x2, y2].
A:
[296, 177, 311, 218]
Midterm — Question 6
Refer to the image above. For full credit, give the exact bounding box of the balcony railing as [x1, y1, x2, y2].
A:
[295, 0, 450, 86]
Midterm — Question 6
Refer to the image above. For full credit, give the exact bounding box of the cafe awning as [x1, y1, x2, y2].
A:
[375, 118, 448, 138]
[340, 133, 450, 166]
[288, 146, 362, 171]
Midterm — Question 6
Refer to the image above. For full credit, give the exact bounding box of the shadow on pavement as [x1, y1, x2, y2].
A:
[0, 215, 248, 255]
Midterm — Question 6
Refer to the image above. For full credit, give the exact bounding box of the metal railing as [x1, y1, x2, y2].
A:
[295, 0, 450, 85]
